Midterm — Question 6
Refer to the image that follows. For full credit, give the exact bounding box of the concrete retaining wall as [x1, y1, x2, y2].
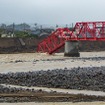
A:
[0, 38, 40, 48]
[0, 38, 105, 53]
[0, 38, 41, 53]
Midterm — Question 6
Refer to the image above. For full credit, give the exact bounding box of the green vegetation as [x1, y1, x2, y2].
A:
[15, 31, 30, 38]
[15, 31, 38, 38]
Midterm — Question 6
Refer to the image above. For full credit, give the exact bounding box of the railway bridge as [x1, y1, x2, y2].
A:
[37, 21, 105, 57]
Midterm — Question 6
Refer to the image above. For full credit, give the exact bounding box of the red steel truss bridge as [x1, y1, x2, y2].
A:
[37, 21, 105, 54]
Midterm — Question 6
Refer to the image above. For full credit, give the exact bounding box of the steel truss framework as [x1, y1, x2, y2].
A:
[37, 21, 105, 54]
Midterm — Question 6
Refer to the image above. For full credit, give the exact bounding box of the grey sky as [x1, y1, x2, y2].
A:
[0, 0, 105, 25]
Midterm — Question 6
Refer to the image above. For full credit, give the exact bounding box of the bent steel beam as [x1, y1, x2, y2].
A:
[37, 21, 105, 54]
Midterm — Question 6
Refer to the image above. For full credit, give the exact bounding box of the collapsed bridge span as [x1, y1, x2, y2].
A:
[37, 22, 105, 56]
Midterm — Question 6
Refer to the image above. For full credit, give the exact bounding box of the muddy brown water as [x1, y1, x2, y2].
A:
[0, 52, 105, 73]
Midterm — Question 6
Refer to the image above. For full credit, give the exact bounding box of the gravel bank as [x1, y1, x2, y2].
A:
[0, 52, 105, 103]
[0, 84, 105, 102]
[0, 66, 105, 91]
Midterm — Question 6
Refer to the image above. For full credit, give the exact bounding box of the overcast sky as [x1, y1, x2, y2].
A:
[0, 0, 105, 25]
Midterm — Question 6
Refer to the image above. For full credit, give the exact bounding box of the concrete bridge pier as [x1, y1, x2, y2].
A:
[64, 41, 80, 57]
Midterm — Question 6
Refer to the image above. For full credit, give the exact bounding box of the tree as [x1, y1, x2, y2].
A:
[15, 31, 30, 38]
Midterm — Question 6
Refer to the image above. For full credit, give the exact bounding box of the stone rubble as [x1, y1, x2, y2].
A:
[0, 66, 105, 91]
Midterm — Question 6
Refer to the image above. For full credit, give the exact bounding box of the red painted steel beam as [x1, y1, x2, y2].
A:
[37, 21, 105, 54]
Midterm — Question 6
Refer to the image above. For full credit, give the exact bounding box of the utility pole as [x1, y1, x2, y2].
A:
[34, 23, 37, 30]
[72, 23, 74, 28]
[24, 23, 26, 33]
[12, 23, 15, 37]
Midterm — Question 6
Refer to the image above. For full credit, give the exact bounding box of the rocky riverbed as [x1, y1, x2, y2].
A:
[0, 66, 105, 91]
[0, 52, 105, 103]
[1, 84, 105, 103]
